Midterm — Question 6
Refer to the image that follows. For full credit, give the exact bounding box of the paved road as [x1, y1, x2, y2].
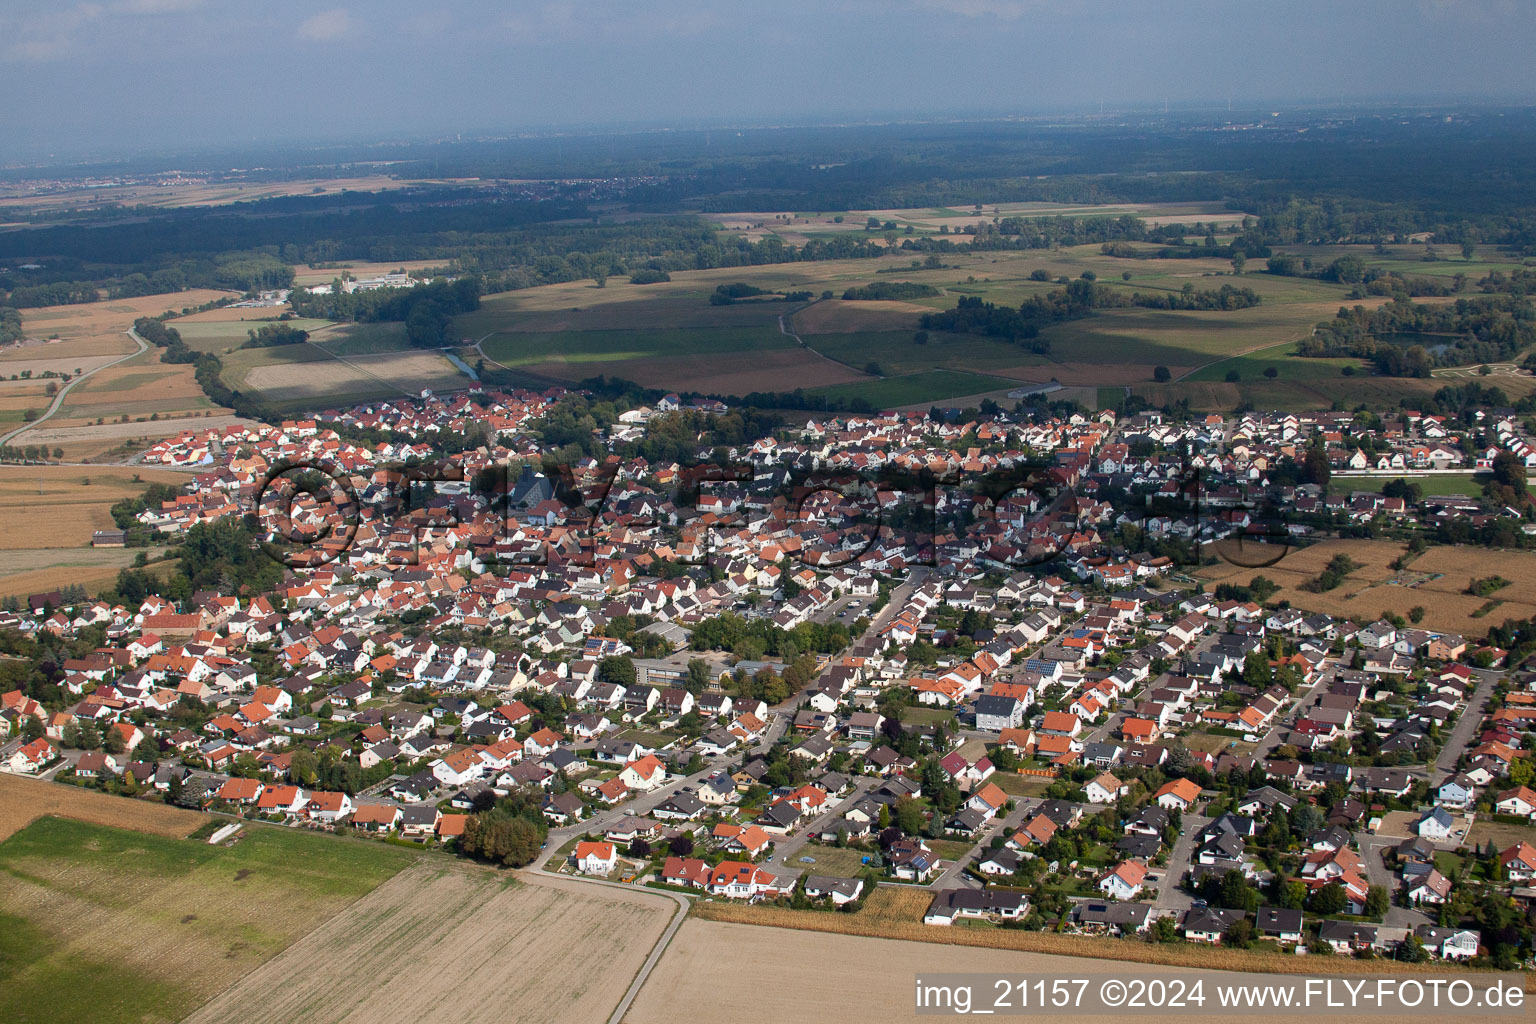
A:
[764, 777, 878, 877]
[929, 796, 1037, 890]
[1152, 812, 1210, 913]
[0, 326, 149, 448]
[1432, 668, 1501, 777]
[1359, 834, 1432, 930]
[1253, 658, 1341, 757]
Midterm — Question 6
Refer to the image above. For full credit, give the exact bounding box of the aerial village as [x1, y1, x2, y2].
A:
[4, 385, 1536, 969]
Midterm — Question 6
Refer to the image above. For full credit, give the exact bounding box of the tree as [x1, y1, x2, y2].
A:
[1231, 252, 1247, 275]
[893, 796, 926, 835]
[103, 724, 126, 755]
[1223, 917, 1255, 948]
[1364, 884, 1389, 917]
[668, 835, 694, 857]
[628, 838, 652, 858]
[598, 656, 636, 687]
[685, 658, 711, 695]
[1278, 879, 1308, 910]
[1226, 369, 1241, 382]
[1263, 366, 1278, 379]
[20, 714, 43, 742]
[1153, 365, 1171, 383]
[1461, 240, 1477, 261]
[1220, 869, 1257, 911]
[471, 814, 544, 867]
[1308, 880, 1348, 915]
[61, 718, 82, 749]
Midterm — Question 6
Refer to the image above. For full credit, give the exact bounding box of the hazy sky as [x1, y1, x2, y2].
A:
[3, 0, 1536, 161]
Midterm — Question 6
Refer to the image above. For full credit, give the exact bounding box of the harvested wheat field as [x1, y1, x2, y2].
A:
[0, 773, 205, 841]
[235, 349, 470, 405]
[7, 290, 231, 361]
[0, 465, 186, 547]
[53, 361, 218, 426]
[0, 547, 172, 602]
[792, 299, 930, 333]
[185, 865, 671, 1024]
[1199, 537, 1536, 635]
[627, 917, 1524, 1024]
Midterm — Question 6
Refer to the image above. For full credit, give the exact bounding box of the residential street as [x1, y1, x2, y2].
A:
[1151, 812, 1209, 913]
[1432, 667, 1501, 777]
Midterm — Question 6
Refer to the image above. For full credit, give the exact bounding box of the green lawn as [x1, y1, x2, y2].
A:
[0, 816, 417, 1024]
[1097, 386, 1126, 410]
[797, 843, 876, 877]
[903, 706, 959, 727]
[1331, 472, 1491, 497]
[927, 838, 979, 862]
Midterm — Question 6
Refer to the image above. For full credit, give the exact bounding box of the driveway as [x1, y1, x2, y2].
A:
[1151, 812, 1210, 913]
[1359, 834, 1432, 929]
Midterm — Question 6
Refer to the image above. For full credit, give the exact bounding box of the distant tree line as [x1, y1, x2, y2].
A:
[240, 323, 309, 349]
[1296, 294, 1536, 376]
[289, 278, 480, 348]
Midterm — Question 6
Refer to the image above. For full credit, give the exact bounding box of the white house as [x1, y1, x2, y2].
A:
[574, 840, 618, 875]
[1098, 860, 1148, 900]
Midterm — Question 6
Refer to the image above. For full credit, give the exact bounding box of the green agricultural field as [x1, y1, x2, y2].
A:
[809, 369, 1019, 408]
[168, 318, 334, 354]
[480, 325, 792, 368]
[1186, 341, 1363, 382]
[0, 816, 417, 1024]
[309, 320, 411, 355]
[441, 236, 1520, 405]
[802, 330, 1050, 377]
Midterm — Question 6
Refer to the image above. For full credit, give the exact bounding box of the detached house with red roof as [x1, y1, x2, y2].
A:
[6, 737, 56, 773]
[619, 754, 667, 792]
[1098, 859, 1148, 900]
[574, 840, 617, 875]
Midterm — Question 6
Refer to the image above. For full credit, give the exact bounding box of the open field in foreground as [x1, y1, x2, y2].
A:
[187, 865, 671, 1024]
[629, 916, 1527, 1024]
[0, 815, 417, 1024]
[0, 773, 205, 841]
[1196, 538, 1536, 637]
